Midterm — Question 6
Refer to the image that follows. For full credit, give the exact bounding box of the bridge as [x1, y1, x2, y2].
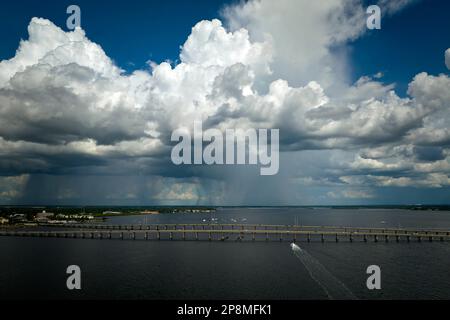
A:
[1, 223, 450, 243]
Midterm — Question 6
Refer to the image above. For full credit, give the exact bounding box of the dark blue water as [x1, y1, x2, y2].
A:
[2, 208, 450, 300]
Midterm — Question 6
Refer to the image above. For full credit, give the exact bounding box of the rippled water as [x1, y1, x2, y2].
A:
[1, 208, 450, 300]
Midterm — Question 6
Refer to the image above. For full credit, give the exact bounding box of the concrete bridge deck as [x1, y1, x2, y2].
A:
[39, 223, 450, 236]
[1, 224, 450, 243]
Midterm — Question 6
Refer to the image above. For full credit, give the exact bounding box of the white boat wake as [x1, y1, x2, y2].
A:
[290, 243, 357, 300]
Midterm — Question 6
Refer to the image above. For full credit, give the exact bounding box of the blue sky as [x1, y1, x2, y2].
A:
[0, 0, 449, 205]
[352, 0, 450, 95]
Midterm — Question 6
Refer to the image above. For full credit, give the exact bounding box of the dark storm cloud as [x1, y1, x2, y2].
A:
[0, 64, 150, 146]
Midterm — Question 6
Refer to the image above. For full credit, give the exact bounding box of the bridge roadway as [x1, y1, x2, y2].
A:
[40, 223, 450, 235]
[1, 224, 450, 243]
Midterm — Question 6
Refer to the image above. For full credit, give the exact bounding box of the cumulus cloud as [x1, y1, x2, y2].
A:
[0, 0, 449, 204]
[222, 0, 417, 92]
[222, 0, 366, 92]
[0, 18, 121, 87]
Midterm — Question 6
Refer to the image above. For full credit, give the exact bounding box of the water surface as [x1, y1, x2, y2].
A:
[1, 208, 450, 300]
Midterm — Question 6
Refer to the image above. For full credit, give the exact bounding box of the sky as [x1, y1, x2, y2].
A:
[0, 0, 449, 206]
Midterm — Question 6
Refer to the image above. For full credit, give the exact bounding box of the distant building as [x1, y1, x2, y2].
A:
[56, 213, 94, 221]
[48, 220, 66, 225]
[9, 214, 26, 224]
[140, 210, 159, 215]
[35, 210, 55, 223]
[103, 211, 121, 215]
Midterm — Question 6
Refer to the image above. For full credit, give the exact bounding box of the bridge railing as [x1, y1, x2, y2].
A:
[37, 223, 450, 236]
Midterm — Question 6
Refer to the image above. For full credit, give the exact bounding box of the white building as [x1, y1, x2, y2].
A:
[35, 210, 54, 222]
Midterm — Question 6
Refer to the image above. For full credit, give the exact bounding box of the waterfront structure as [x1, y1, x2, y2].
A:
[2, 223, 450, 243]
[35, 210, 55, 223]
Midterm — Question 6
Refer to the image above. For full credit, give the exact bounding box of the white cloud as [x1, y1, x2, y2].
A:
[0, 18, 120, 87]
[222, 0, 366, 92]
[339, 171, 450, 189]
[180, 19, 272, 74]
[405, 73, 450, 146]
[222, 0, 417, 93]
